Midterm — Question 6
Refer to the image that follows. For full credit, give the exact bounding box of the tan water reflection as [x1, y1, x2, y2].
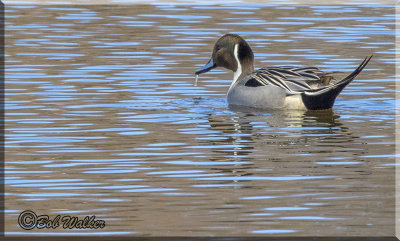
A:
[5, 4, 395, 236]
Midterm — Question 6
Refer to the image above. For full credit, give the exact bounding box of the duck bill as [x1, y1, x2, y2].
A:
[195, 58, 216, 75]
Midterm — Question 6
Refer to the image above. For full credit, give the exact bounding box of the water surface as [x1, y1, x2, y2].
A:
[5, 4, 396, 236]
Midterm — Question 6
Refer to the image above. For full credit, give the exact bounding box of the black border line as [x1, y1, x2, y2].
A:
[1, 0, 4, 238]
[0, 236, 399, 241]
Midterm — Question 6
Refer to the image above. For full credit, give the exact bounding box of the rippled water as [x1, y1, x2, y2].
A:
[5, 4, 396, 237]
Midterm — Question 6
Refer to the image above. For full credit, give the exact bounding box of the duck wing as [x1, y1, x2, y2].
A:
[244, 66, 338, 94]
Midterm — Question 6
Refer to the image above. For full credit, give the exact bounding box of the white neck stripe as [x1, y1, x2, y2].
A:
[230, 43, 242, 90]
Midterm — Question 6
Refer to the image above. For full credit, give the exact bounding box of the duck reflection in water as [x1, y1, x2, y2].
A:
[197, 106, 355, 177]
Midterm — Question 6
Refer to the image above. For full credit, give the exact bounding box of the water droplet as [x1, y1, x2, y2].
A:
[194, 74, 198, 87]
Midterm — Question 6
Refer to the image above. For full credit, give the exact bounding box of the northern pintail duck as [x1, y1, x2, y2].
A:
[195, 34, 372, 110]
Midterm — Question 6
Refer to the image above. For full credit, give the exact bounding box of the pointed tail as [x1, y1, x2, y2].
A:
[301, 55, 372, 110]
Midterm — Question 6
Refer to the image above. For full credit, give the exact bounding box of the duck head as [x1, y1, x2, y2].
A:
[195, 34, 255, 84]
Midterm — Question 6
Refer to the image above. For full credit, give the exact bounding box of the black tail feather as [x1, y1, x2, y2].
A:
[301, 55, 372, 110]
